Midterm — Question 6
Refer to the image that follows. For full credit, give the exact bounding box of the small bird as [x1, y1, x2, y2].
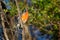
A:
[21, 10, 29, 23]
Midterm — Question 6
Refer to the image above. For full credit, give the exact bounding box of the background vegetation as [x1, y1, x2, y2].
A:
[3, 0, 60, 40]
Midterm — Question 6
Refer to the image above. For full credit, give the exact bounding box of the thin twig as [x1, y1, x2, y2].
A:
[15, 0, 25, 40]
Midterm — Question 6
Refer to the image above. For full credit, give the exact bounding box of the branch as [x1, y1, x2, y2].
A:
[0, 2, 9, 40]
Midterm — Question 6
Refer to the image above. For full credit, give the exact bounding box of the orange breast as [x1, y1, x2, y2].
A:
[21, 11, 29, 23]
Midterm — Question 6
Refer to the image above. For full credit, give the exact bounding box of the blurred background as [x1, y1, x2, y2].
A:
[0, 0, 60, 40]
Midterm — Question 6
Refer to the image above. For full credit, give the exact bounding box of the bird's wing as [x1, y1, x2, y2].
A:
[21, 11, 29, 23]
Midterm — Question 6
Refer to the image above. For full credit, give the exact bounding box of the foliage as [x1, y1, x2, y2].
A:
[28, 0, 60, 26]
[27, 0, 60, 40]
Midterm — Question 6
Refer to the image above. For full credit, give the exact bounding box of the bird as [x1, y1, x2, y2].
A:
[21, 10, 29, 23]
[16, 9, 28, 28]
